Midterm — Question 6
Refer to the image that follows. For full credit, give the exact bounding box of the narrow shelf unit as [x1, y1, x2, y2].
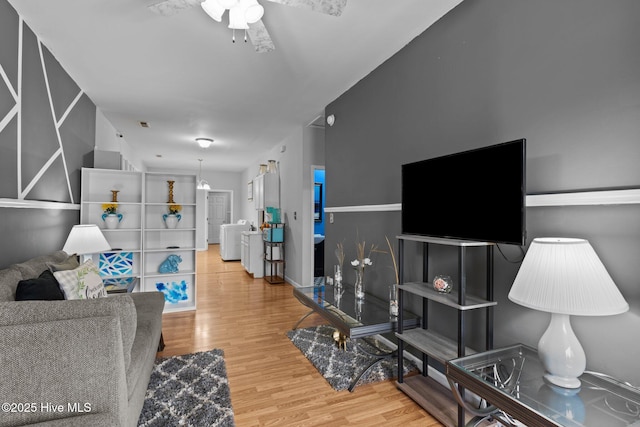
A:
[395, 234, 495, 427]
[263, 223, 285, 284]
[80, 168, 143, 292]
[143, 172, 197, 313]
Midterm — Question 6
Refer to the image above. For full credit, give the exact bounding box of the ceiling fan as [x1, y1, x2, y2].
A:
[148, 0, 347, 53]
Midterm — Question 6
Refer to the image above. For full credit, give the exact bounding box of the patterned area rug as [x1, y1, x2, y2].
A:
[287, 324, 417, 391]
[138, 349, 235, 427]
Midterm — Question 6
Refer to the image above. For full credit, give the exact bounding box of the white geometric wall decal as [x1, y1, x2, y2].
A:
[0, 1, 95, 211]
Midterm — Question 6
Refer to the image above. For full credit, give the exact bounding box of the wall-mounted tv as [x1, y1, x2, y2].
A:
[401, 139, 526, 245]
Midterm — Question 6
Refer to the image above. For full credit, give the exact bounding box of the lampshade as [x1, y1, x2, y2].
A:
[241, 0, 264, 24]
[63, 224, 111, 255]
[509, 237, 628, 316]
[218, 0, 239, 8]
[201, 0, 225, 22]
[228, 4, 249, 29]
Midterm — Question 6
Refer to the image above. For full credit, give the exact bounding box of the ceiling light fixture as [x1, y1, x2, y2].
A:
[197, 159, 211, 190]
[196, 137, 214, 148]
[201, 0, 264, 43]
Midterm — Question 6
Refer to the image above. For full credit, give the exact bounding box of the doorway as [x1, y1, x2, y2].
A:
[208, 191, 231, 245]
[313, 167, 325, 278]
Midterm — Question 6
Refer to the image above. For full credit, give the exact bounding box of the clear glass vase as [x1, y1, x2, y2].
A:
[389, 283, 399, 318]
[354, 268, 365, 300]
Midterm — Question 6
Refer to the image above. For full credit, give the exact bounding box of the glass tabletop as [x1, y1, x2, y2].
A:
[294, 283, 419, 339]
[447, 344, 640, 427]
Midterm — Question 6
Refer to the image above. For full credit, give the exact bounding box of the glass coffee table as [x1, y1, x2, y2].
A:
[446, 344, 640, 427]
[293, 283, 419, 391]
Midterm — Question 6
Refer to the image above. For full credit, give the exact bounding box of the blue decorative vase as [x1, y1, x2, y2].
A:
[102, 213, 123, 229]
[163, 213, 181, 229]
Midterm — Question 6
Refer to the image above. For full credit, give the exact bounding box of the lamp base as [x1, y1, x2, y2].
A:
[543, 373, 582, 389]
[538, 313, 586, 389]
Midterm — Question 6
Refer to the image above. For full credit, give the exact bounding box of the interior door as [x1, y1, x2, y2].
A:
[208, 192, 228, 244]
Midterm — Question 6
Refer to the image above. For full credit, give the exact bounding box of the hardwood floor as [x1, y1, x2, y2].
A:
[157, 245, 442, 426]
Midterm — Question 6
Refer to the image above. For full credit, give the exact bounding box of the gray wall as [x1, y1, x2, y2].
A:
[325, 0, 640, 384]
[0, 0, 96, 267]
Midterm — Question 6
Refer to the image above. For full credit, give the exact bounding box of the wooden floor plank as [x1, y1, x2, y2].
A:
[157, 245, 441, 426]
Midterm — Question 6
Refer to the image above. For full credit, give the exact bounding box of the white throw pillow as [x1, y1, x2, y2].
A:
[54, 259, 107, 300]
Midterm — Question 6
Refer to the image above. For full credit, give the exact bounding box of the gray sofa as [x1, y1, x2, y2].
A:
[0, 251, 165, 427]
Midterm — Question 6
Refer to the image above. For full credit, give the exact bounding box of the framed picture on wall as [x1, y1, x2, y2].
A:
[314, 183, 322, 222]
[248, 181, 253, 201]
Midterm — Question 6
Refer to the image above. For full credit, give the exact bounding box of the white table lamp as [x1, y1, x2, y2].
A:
[63, 224, 111, 263]
[508, 237, 628, 389]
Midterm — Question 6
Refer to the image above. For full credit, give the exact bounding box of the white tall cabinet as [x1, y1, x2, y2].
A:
[80, 168, 197, 312]
[253, 172, 279, 210]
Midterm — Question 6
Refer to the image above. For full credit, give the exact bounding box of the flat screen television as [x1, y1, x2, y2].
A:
[401, 139, 526, 245]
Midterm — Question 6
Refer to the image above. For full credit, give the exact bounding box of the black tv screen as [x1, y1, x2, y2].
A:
[401, 139, 526, 245]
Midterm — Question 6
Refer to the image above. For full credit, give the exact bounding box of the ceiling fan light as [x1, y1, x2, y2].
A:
[228, 5, 249, 29]
[201, 0, 225, 22]
[217, 0, 239, 9]
[241, 0, 264, 24]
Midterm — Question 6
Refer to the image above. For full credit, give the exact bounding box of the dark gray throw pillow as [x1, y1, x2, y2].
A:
[16, 270, 65, 301]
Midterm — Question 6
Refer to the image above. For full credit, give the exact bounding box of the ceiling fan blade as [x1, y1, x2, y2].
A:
[247, 20, 276, 53]
[148, 0, 203, 16]
[265, 0, 346, 17]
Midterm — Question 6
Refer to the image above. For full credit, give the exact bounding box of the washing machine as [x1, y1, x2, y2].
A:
[220, 220, 250, 261]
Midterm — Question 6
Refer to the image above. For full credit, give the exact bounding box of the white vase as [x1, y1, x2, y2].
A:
[163, 213, 181, 229]
[102, 213, 123, 229]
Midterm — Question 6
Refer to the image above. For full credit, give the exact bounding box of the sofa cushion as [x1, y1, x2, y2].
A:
[0, 251, 69, 302]
[47, 254, 80, 272]
[15, 269, 65, 301]
[12, 251, 70, 280]
[0, 267, 22, 302]
[54, 259, 107, 300]
[0, 296, 137, 373]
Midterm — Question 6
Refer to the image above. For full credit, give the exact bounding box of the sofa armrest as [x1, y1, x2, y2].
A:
[128, 291, 165, 316]
[0, 316, 128, 427]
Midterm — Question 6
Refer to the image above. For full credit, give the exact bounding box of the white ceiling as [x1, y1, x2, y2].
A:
[8, 0, 462, 172]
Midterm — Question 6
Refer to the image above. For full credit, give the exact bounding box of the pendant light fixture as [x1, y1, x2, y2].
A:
[197, 159, 211, 190]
